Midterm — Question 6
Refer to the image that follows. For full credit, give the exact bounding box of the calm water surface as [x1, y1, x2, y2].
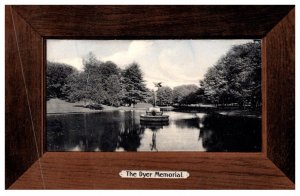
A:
[47, 110, 261, 152]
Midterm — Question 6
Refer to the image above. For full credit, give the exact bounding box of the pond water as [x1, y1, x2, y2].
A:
[47, 110, 261, 152]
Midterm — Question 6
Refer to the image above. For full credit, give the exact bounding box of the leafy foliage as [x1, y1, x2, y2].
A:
[180, 88, 205, 105]
[48, 53, 149, 107]
[46, 61, 76, 100]
[173, 84, 199, 104]
[201, 41, 261, 109]
[121, 63, 148, 105]
[47, 41, 261, 110]
[156, 86, 173, 106]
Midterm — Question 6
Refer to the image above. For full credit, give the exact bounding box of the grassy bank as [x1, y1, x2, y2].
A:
[47, 99, 152, 114]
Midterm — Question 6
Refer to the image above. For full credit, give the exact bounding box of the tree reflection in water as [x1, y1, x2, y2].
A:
[200, 113, 261, 152]
[47, 111, 261, 152]
[117, 125, 145, 152]
[140, 121, 169, 152]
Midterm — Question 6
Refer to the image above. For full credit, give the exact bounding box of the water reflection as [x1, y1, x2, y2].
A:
[47, 110, 261, 152]
[140, 121, 168, 152]
[200, 113, 261, 152]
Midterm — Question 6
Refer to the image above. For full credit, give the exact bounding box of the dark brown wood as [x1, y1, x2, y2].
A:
[9, 152, 295, 189]
[5, 5, 43, 189]
[265, 9, 295, 182]
[12, 5, 293, 38]
[5, 5, 295, 189]
[261, 39, 267, 155]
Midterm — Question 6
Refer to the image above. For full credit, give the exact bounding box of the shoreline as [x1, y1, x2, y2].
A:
[47, 107, 148, 115]
[46, 98, 150, 115]
[47, 98, 261, 118]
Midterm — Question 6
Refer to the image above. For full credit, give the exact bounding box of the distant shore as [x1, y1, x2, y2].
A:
[47, 98, 152, 115]
[47, 98, 260, 118]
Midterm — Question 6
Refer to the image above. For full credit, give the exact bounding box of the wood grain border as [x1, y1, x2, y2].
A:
[5, 5, 295, 189]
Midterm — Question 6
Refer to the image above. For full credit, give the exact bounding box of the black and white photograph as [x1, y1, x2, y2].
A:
[46, 39, 262, 152]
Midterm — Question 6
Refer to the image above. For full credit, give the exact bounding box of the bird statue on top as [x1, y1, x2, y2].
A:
[154, 82, 162, 88]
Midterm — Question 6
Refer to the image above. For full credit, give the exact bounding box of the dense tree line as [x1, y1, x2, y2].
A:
[172, 85, 199, 104]
[47, 41, 261, 110]
[201, 41, 261, 109]
[156, 41, 261, 109]
[47, 52, 148, 107]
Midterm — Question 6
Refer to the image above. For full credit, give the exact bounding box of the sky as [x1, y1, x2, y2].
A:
[47, 39, 254, 90]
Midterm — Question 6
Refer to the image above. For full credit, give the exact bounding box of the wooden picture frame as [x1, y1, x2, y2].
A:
[5, 5, 295, 189]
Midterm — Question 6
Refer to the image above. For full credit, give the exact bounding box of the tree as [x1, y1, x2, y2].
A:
[173, 84, 199, 104]
[52, 53, 149, 107]
[65, 52, 107, 104]
[65, 52, 125, 106]
[156, 86, 173, 106]
[99, 61, 119, 79]
[100, 61, 122, 105]
[200, 62, 232, 105]
[201, 41, 261, 109]
[180, 87, 205, 105]
[121, 63, 148, 105]
[105, 75, 122, 106]
[46, 61, 76, 100]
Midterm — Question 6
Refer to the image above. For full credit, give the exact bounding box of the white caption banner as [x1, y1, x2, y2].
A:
[119, 170, 189, 179]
